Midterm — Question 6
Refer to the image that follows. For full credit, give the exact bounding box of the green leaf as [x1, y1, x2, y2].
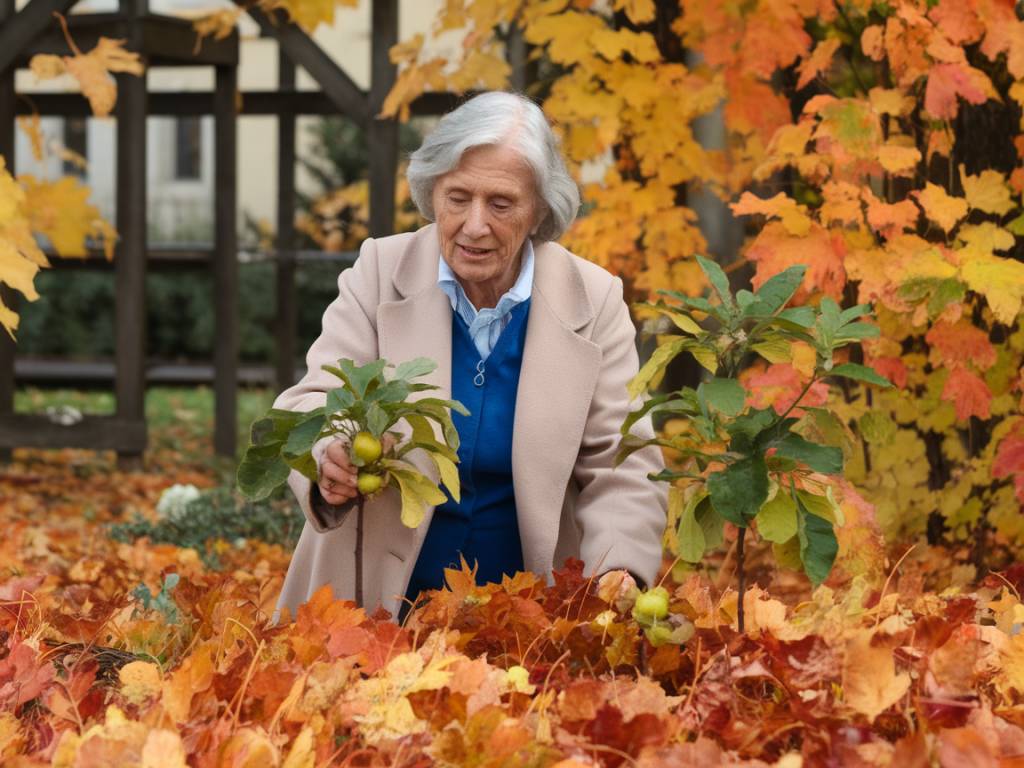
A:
[326, 387, 355, 414]
[834, 322, 879, 341]
[796, 494, 838, 586]
[695, 495, 724, 550]
[696, 255, 735, 311]
[751, 337, 793, 364]
[776, 307, 816, 328]
[335, 359, 387, 398]
[773, 536, 803, 571]
[283, 411, 326, 458]
[755, 491, 798, 543]
[827, 363, 892, 387]
[237, 447, 291, 500]
[748, 265, 805, 315]
[795, 489, 844, 525]
[707, 455, 769, 526]
[699, 377, 746, 417]
[927, 278, 966, 318]
[365, 402, 390, 437]
[394, 357, 437, 381]
[366, 379, 412, 404]
[772, 433, 843, 474]
[675, 488, 706, 563]
[629, 337, 688, 399]
[725, 407, 776, 452]
[621, 391, 699, 436]
[838, 303, 872, 325]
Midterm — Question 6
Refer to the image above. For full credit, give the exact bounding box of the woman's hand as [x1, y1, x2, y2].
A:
[317, 435, 396, 505]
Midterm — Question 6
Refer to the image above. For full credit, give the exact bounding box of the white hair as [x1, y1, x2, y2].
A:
[406, 91, 581, 242]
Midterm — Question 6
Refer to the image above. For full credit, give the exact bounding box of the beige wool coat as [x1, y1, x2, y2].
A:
[274, 224, 667, 621]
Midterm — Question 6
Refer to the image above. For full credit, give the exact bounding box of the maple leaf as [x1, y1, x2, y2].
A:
[191, 8, 242, 52]
[913, 183, 968, 233]
[611, 0, 655, 24]
[743, 363, 830, 416]
[747, 221, 847, 300]
[862, 189, 919, 237]
[524, 12, 606, 66]
[843, 628, 911, 722]
[19, 175, 115, 259]
[590, 28, 661, 63]
[731, 191, 812, 236]
[797, 36, 840, 89]
[959, 165, 1015, 215]
[268, 0, 357, 32]
[926, 320, 998, 372]
[924, 62, 997, 120]
[941, 366, 992, 421]
[63, 37, 145, 118]
[877, 143, 921, 176]
[959, 251, 1024, 324]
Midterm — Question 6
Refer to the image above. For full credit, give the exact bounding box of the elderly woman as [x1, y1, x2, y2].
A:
[274, 92, 666, 622]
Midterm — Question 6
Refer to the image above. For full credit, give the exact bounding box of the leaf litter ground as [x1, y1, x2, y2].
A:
[1, 387, 1023, 767]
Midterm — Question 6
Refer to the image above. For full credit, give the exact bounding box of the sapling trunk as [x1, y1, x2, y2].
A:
[355, 494, 365, 608]
[736, 526, 747, 635]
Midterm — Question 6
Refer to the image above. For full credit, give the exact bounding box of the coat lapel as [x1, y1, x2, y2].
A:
[377, 225, 452, 566]
[512, 243, 602, 577]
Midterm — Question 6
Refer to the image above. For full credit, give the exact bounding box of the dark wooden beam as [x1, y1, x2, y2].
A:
[213, 62, 238, 457]
[0, 0, 80, 76]
[0, 414, 146, 451]
[13, 13, 238, 67]
[14, 358, 288, 387]
[275, 48, 298, 394]
[113, 8, 148, 461]
[368, 0, 398, 238]
[0, 0, 16, 461]
[236, 1, 369, 124]
[17, 89, 460, 118]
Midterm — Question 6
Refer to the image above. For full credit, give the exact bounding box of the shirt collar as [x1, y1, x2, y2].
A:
[437, 239, 535, 313]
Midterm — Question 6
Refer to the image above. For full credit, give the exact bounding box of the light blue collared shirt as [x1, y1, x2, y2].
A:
[437, 240, 535, 361]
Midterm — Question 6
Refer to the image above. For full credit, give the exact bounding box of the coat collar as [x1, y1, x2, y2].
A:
[391, 223, 595, 332]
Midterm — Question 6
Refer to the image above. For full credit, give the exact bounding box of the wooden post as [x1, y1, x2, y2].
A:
[0, 0, 16, 462]
[368, 0, 398, 238]
[213, 63, 238, 457]
[275, 48, 297, 394]
[114, 0, 149, 466]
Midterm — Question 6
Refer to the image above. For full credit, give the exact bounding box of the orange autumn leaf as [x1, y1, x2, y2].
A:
[730, 191, 812, 236]
[797, 36, 841, 89]
[747, 221, 847, 300]
[925, 320, 998, 371]
[862, 189, 920, 237]
[942, 366, 993, 421]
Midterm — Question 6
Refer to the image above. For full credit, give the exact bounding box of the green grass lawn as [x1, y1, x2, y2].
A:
[14, 385, 278, 467]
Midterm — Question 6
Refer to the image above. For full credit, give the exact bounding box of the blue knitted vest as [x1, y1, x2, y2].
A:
[404, 300, 530, 608]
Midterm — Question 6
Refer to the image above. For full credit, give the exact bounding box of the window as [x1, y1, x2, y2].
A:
[62, 117, 88, 176]
[174, 117, 202, 180]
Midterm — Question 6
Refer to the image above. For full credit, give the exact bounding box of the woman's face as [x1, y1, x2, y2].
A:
[432, 143, 542, 310]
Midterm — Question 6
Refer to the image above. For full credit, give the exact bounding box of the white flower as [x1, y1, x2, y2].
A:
[156, 484, 202, 519]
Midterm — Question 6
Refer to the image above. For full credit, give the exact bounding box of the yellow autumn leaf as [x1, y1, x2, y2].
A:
[119, 661, 162, 707]
[524, 11, 606, 66]
[613, 0, 655, 24]
[960, 251, 1024, 324]
[912, 182, 968, 233]
[281, 726, 315, 768]
[29, 53, 65, 80]
[61, 38, 144, 118]
[446, 47, 511, 91]
[17, 115, 45, 162]
[958, 221, 1015, 255]
[192, 7, 242, 52]
[868, 87, 914, 116]
[877, 143, 921, 175]
[731, 191, 812, 236]
[269, 0, 356, 32]
[590, 28, 661, 63]
[959, 164, 1015, 215]
[843, 628, 911, 722]
[0, 158, 48, 338]
[18, 175, 113, 258]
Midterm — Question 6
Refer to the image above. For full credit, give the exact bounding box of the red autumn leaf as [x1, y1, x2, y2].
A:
[941, 366, 993, 421]
[994, 430, 1024, 502]
[929, 0, 985, 46]
[925, 320, 997, 371]
[924, 62, 994, 119]
[867, 356, 909, 389]
[0, 638, 54, 710]
[744, 363, 830, 416]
